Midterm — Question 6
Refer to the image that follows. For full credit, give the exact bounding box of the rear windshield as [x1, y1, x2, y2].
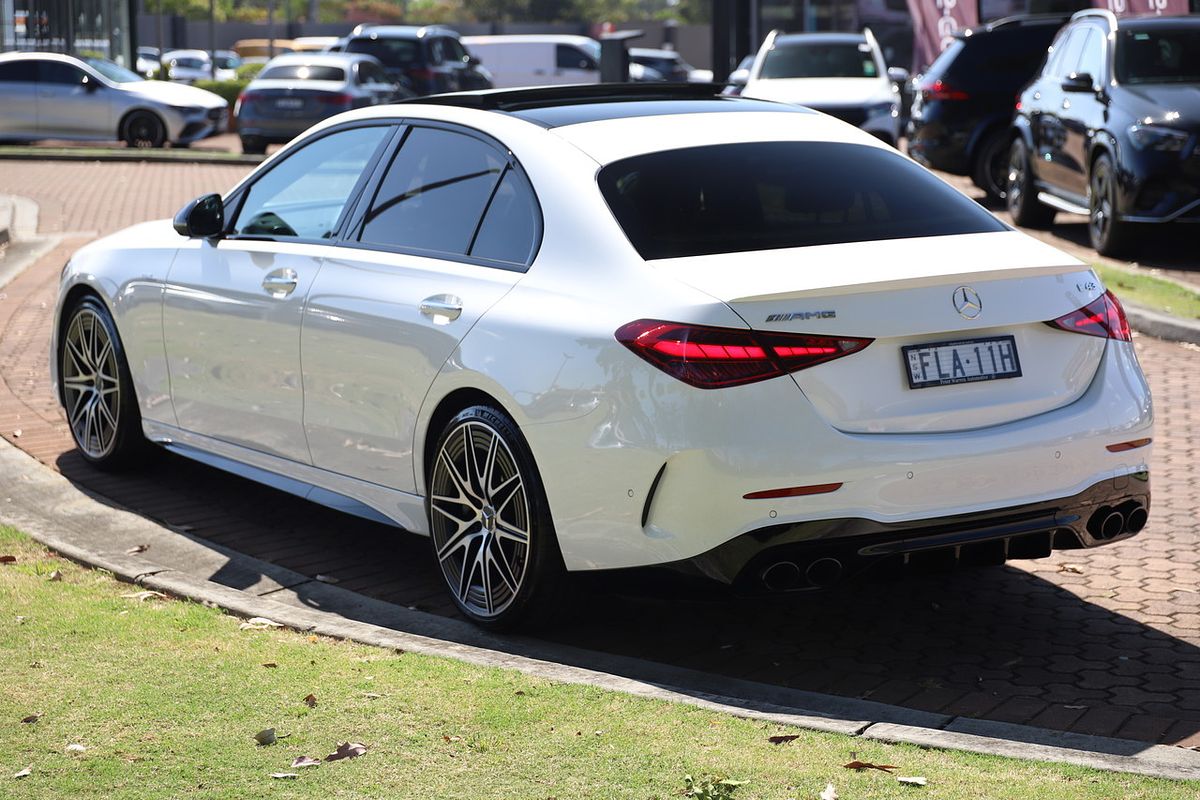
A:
[345, 37, 420, 68]
[1116, 28, 1200, 84]
[598, 142, 1006, 260]
[259, 64, 346, 81]
[760, 41, 878, 79]
[935, 27, 1059, 87]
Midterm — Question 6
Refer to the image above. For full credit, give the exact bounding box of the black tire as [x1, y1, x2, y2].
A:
[426, 405, 566, 630]
[122, 111, 166, 149]
[1006, 138, 1056, 229]
[971, 129, 1011, 202]
[1089, 152, 1135, 258]
[59, 296, 151, 470]
[240, 136, 266, 155]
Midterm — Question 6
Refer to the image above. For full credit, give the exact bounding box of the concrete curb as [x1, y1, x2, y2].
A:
[0, 146, 263, 166]
[1126, 302, 1200, 347]
[1, 439, 1198, 781]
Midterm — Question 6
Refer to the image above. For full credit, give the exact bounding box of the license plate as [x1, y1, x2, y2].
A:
[902, 336, 1021, 389]
[275, 98, 303, 109]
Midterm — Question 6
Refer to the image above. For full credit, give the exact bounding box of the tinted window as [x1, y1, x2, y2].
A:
[443, 37, 468, 62]
[38, 61, 85, 85]
[345, 37, 421, 68]
[760, 41, 878, 79]
[358, 61, 389, 84]
[470, 169, 538, 265]
[557, 45, 596, 70]
[83, 57, 142, 82]
[1115, 28, 1200, 85]
[359, 127, 505, 256]
[1048, 28, 1086, 79]
[0, 60, 37, 82]
[940, 26, 1060, 88]
[598, 142, 1006, 260]
[234, 126, 388, 239]
[259, 64, 346, 81]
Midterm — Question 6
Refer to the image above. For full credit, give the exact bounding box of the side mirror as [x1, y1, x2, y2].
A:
[466, 54, 481, 66]
[82, 75, 99, 92]
[173, 194, 225, 238]
[728, 68, 749, 86]
[887, 67, 909, 85]
[1062, 72, 1095, 93]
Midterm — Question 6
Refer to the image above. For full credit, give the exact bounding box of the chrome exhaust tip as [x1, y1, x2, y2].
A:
[804, 557, 843, 588]
[761, 561, 802, 591]
[1125, 505, 1148, 534]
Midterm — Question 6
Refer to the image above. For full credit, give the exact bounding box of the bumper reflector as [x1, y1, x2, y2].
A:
[1106, 438, 1152, 453]
[744, 482, 842, 500]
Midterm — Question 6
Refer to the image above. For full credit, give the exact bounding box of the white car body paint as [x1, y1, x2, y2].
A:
[52, 97, 1153, 579]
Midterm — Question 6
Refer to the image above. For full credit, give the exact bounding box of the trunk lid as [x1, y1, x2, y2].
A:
[651, 231, 1108, 433]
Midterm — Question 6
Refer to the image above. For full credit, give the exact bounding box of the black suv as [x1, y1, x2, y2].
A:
[1009, 11, 1200, 256]
[908, 14, 1068, 201]
[343, 25, 492, 96]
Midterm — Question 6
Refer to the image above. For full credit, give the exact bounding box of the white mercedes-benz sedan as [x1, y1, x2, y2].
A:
[51, 84, 1153, 629]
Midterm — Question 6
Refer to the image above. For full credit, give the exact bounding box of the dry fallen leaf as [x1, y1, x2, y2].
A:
[898, 776, 928, 786]
[0, 555, 15, 564]
[261, 662, 277, 669]
[121, 590, 167, 602]
[47, 570, 63, 582]
[20, 714, 40, 724]
[820, 782, 838, 800]
[254, 728, 277, 746]
[443, 735, 463, 743]
[1058, 563, 1085, 575]
[291, 756, 320, 768]
[844, 760, 898, 773]
[125, 544, 149, 555]
[768, 734, 800, 745]
[304, 694, 317, 708]
[240, 617, 283, 631]
[363, 692, 382, 699]
[270, 773, 298, 780]
[12, 429, 21, 438]
[13, 767, 32, 779]
[514, 690, 525, 696]
[326, 742, 367, 761]
[66, 744, 87, 753]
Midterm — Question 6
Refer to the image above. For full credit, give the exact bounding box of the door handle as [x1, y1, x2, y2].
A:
[262, 268, 298, 297]
[420, 294, 463, 323]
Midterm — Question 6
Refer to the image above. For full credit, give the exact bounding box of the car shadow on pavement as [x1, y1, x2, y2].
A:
[52, 446, 1200, 749]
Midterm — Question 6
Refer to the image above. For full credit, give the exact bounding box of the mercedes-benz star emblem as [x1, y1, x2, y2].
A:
[953, 286, 982, 320]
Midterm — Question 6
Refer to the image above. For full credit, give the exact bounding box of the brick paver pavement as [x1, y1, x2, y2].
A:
[2, 161, 1198, 748]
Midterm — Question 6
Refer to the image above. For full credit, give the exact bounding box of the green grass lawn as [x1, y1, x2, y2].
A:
[1095, 264, 1200, 321]
[0, 525, 1194, 799]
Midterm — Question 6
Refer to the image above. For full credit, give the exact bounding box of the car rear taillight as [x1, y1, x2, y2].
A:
[235, 90, 256, 113]
[921, 79, 969, 101]
[1045, 290, 1131, 341]
[406, 67, 435, 86]
[317, 92, 354, 106]
[615, 319, 873, 389]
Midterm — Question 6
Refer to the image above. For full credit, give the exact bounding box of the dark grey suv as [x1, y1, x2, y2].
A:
[343, 25, 492, 96]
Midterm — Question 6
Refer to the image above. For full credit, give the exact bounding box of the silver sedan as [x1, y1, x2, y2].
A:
[0, 52, 227, 148]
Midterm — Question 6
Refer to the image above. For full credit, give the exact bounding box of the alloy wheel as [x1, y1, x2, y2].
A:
[429, 420, 531, 618]
[61, 307, 121, 459]
[1006, 146, 1025, 211]
[1090, 164, 1113, 246]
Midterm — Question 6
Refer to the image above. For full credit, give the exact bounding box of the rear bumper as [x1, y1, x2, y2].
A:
[237, 116, 323, 143]
[678, 472, 1150, 591]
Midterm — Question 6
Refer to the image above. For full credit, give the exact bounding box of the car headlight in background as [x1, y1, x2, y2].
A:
[169, 105, 206, 116]
[1127, 123, 1189, 152]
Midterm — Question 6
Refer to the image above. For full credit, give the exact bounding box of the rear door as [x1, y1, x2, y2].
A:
[302, 123, 539, 493]
[162, 123, 393, 462]
[1058, 26, 1108, 199]
[1031, 27, 1085, 194]
[0, 60, 38, 137]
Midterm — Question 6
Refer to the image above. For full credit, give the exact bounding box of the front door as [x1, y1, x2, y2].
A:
[162, 124, 392, 463]
[0, 59, 39, 138]
[36, 60, 111, 139]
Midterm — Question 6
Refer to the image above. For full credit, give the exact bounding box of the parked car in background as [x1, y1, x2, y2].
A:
[232, 39, 297, 66]
[162, 50, 237, 83]
[723, 54, 755, 93]
[135, 46, 160, 77]
[460, 34, 657, 87]
[629, 47, 712, 82]
[344, 25, 492, 95]
[736, 30, 907, 146]
[235, 52, 411, 154]
[0, 52, 226, 147]
[1009, 10, 1200, 256]
[908, 14, 1067, 201]
[213, 50, 243, 74]
[292, 36, 341, 53]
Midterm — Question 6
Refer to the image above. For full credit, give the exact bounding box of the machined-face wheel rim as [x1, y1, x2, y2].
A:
[1007, 147, 1025, 210]
[1090, 165, 1113, 245]
[430, 420, 530, 618]
[62, 308, 121, 459]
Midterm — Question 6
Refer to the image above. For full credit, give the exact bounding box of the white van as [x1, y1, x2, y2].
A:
[461, 34, 652, 87]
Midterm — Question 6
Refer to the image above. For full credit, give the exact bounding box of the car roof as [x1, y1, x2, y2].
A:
[263, 52, 369, 66]
[164, 49, 209, 58]
[461, 34, 595, 46]
[0, 51, 81, 63]
[629, 48, 680, 58]
[773, 32, 867, 45]
[349, 25, 458, 39]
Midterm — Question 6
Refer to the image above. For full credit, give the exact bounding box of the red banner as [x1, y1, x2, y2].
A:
[1094, 0, 1191, 15]
[907, 0, 980, 72]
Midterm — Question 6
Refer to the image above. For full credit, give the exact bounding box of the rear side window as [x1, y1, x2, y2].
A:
[598, 141, 1006, 260]
[470, 169, 539, 265]
[38, 61, 85, 85]
[259, 64, 346, 81]
[359, 127, 506, 257]
[557, 45, 596, 70]
[0, 60, 36, 82]
[345, 37, 420, 68]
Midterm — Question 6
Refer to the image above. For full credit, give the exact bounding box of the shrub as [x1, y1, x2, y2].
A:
[236, 62, 265, 81]
[194, 78, 250, 107]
